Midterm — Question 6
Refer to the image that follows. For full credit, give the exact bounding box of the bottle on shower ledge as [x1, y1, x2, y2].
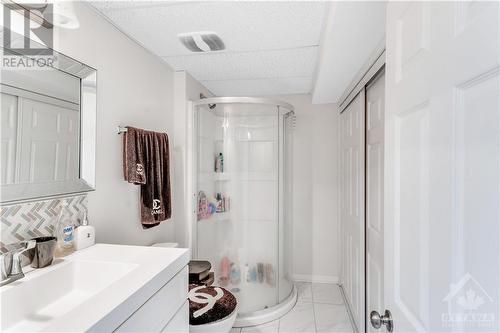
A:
[215, 152, 224, 173]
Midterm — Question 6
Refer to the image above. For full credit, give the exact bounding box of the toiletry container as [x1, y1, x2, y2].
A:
[53, 201, 75, 257]
[30, 236, 57, 268]
[74, 212, 95, 251]
[215, 152, 224, 173]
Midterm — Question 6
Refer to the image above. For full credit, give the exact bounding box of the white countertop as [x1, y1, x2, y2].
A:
[0, 243, 190, 332]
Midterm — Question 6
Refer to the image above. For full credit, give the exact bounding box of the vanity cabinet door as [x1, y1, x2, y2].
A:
[115, 266, 188, 333]
[161, 301, 189, 333]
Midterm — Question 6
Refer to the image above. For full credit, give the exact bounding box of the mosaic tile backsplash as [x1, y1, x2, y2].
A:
[0, 195, 87, 253]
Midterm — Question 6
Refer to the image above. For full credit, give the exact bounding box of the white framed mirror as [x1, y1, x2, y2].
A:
[1, 46, 97, 204]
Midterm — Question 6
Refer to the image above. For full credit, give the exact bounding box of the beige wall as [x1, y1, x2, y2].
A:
[55, 2, 177, 245]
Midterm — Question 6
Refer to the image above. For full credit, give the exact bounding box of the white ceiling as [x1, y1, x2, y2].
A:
[312, 1, 387, 104]
[90, 1, 327, 97]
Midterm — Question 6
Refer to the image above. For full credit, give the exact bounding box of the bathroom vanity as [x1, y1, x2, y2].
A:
[0, 244, 190, 332]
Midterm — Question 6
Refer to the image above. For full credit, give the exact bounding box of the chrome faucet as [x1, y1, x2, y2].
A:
[1, 240, 36, 287]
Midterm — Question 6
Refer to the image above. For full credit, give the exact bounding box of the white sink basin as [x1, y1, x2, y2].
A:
[1, 260, 136, 332]
[0, 244, 190, 332]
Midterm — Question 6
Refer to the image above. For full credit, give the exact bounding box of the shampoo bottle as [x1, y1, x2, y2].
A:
[215, 152, 224, 173]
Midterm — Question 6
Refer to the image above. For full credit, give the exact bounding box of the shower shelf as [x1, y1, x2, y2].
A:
[199, 212, 230, 222]
[203, 172, 277, 182]
[198, 172, 230, 182]
[200, 171, 277, 183]
[214, 173, 230, 181]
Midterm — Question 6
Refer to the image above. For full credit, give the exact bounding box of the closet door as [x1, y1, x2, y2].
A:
[384, 1, 499, 331]
[340, 90, 365, 331]
[366, 71, 385, 333]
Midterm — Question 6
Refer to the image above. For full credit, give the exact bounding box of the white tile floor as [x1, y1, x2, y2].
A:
[231, 282, 354, 333]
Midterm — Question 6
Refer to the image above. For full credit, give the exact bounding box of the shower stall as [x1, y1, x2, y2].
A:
[192, 97, 296, 327]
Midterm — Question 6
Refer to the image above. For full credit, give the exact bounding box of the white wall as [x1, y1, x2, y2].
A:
[173, 71, 213, 249]
[54, 2, 177, 245]
[270, 94, 339, 282]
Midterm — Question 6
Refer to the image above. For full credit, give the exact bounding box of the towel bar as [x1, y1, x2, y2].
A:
[117, 126, 128, 134]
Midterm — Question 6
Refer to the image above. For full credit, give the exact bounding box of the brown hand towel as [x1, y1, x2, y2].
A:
[123, 127, 146, 184]
[123, 126, 172, 228]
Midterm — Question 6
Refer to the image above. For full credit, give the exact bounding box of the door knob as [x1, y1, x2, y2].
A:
[370, 309, 393, 332]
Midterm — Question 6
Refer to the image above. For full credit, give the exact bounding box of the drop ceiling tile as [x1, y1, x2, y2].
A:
[90, 1, 326, 56]
[163, 46, 317, 81]
[89, 1, 327, 96]
[90, 1, 174, 11]
[202, 77, 312, 97]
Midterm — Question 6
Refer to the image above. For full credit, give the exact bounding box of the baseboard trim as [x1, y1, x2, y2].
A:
[292, 274, 339, 284]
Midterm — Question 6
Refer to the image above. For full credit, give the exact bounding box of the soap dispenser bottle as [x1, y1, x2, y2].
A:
[53, 201, 75, 257]
[74, 212, 95, 251]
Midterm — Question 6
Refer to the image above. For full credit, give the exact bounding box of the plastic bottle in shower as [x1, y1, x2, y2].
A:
[215, 152, 224, 173]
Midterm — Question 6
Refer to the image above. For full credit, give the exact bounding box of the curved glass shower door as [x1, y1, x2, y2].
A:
[195, 99, 294, 318]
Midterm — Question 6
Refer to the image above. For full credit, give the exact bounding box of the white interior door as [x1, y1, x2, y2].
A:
[1, 93, 19, 184]
[385, 1, 499, 331]
[340, 90, 365, 331]
[19, 98, 80, 183]
[366, 70, 385, 332]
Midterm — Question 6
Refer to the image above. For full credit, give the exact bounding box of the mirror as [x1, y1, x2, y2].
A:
[1, 47, 96, 204]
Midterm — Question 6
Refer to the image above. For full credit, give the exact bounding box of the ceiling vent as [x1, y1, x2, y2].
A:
[178, 31, 225, 52]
